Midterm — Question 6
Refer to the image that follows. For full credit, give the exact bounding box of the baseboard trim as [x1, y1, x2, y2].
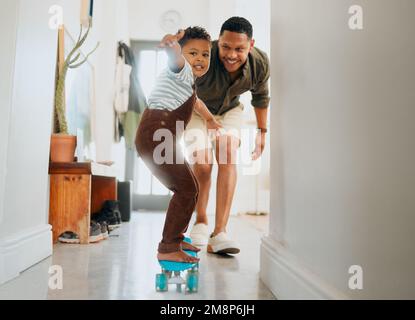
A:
[0, 224, 52, 285]
[260, 236, 349, 300]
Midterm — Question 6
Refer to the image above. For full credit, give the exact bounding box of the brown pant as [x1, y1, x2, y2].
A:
[135, 93, 199, 253]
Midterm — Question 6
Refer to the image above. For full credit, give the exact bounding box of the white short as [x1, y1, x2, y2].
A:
[184, 104, 244, 157]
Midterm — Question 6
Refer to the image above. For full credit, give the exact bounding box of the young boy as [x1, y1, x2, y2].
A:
[135, 27, 221, 263]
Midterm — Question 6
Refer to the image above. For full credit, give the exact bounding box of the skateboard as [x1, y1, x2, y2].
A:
[155, 237, 199, 293]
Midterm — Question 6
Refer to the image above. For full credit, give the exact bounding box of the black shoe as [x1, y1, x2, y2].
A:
[92, 200, 122, 231]
[105, 200, 122, 226]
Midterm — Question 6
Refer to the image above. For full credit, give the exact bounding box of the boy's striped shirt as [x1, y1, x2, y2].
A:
[148, 60, 194, 111]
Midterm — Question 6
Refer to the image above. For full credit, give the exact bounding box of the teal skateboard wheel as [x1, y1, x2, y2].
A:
[156, 273, 168, 292]
[186, 271, 198, 293]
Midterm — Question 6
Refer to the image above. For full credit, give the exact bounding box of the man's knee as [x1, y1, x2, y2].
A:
[193, 163, 213, 183]
[216, 135, 239, 165]
[189, 148, 213, 165]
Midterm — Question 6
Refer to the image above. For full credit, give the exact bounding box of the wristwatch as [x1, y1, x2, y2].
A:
[257, 127, 268, 133]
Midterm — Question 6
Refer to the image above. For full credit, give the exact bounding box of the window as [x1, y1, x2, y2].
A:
[131, 41, 171, 197]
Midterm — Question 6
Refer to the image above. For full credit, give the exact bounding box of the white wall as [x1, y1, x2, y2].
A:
[207, 0, 236, 39]
[262, 0, 415, 299]
[0, 0, 130, 286]
[129, 0, 209, 41]
[90, 0, 130, 161]
[0, 0, 57, 285]
[0, 0, 19, 224]
[59, 0, 130, 162]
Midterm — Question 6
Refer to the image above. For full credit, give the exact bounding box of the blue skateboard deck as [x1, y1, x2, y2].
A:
[156, 237, 199, 293]
[159, 250, 198, 271]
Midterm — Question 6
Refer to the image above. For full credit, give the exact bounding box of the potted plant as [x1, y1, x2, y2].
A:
[50, 21, 99, 162]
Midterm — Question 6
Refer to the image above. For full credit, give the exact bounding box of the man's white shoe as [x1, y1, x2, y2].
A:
[207, 232, 240, 254]
[189, 223, 209, 246]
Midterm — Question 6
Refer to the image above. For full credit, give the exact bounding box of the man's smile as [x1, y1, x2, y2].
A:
[224, 59, 238, 65]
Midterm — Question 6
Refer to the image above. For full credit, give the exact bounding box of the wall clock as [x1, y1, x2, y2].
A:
[160, 10, 182, 33]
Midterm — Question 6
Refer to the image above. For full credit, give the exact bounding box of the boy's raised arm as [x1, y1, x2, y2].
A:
[158, 29, 186, 73]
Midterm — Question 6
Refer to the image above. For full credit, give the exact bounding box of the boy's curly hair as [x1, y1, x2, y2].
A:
[178, 26, 211, 47]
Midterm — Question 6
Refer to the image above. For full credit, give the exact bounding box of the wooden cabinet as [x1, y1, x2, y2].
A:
[49, 162, 117, 244]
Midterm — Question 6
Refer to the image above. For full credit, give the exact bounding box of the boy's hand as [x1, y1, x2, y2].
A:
[206, 118, 223, 138]
[158, 29, 185, 52]
[194, 98, 223, 137]
[158, 29, 186, 72]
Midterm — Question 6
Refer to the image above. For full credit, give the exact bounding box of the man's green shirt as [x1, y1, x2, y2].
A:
[195, 40, 270, 116]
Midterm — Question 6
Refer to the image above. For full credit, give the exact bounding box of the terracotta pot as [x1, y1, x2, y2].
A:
[50, 134, 77, 163]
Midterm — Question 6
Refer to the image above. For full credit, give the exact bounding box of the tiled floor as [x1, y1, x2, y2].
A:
[0, 212, 275, 300]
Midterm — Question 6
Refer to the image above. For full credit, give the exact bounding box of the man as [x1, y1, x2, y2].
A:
[184, 16, 270, 254]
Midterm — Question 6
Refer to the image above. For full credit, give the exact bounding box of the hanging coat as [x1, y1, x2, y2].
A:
[114, 42, 148, 148]
[114, 54, 132, 114]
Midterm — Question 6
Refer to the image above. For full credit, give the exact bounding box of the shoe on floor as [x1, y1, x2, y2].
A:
[58, 221, 103, 244]
[58, 231, 79, 244]
[89, 221, 104, 243]
[92, 200, 122, 231]
[93, 219, 109, 240]
[189, 223, 209, 246]
[207, 232, 240, 254]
